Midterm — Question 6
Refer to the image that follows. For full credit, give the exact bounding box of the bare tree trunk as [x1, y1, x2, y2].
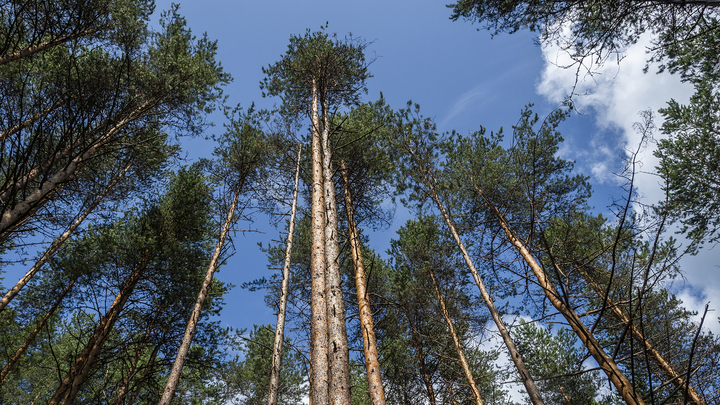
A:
[340, 160, 386, 405]
[427, 268, 484, 405]
[480, 192, 645, 405]
[267, 145, 302, 405]
[49, 260, 147, 405]
[410, 160, 545, 405]
[0, 161, 132, 313]
[321, 94, 351, 405]
[158, 177, 245, 405]
[0, 278, 76, 386]
[310, 79, 330, 405]
[581, 269, 706, 404]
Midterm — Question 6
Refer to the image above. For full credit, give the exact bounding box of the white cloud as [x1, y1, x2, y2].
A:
[536, 30, 720, 335]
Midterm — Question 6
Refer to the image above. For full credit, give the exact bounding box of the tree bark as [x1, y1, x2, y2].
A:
[340, 160, 386, 405]
[479, 190, 645, 405]
[427, 268, 484, 405]
[49, 260, 147, 405]
[581, 268, 706, 404]
[0, 278, 76, 386]
[310, 78, 330, 405]
[267, 145, 302, 405]
[408, 155, 545, 405]
[0, 161, 132, 313]
[158, 176, 246, 405]
[0, 99, 154, 243]
[321, 93, 351, 405]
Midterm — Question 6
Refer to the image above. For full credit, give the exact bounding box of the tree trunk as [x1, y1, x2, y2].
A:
[340, 160, 386, 405]
[0, 96, 71, 143]
[427, 268, 484, 405]
[410, 160, 545, 405]
[310, 78, 330, 405]
[581, 268, 706, 404]
[267, 145, 302, 405]
[320, 92, 350, 405]
[480, 192, 645, 405]
[0, 161, 132, 313]
[0, 278, 76, 386]
[49, 260, 147, 405]
[158, 176, 246, 405]
[0, 99, 154, 243]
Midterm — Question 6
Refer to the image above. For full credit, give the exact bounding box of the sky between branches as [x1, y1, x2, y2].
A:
[149, 0, 718, 334]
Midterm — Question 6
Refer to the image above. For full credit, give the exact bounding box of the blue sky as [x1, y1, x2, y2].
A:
[142, 1, 720, 335]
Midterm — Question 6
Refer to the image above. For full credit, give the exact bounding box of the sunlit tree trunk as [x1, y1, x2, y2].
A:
[340, 160, 386, 405]
[310, 78, 330, 405]
[267, 145, 302, 405]
[321, 93, 351, 405]
[49, 260, 147, 405]
[581, 268, 705, 404]
[427, 268, 484, 405]
[406, 150, 545, 405]
[158, 176, 246, 405]
[478, 188, 646, 405]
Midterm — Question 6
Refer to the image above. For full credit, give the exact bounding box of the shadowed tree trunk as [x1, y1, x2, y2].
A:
[0, 278, 76, 386]
[49, 260, 148, 405]
[0, 161, 133, 313]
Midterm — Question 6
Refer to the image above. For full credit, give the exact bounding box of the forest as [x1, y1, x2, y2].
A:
[0, 0, 719, 404]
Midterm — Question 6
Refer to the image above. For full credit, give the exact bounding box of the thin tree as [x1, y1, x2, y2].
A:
[159, 106, 268, 405]
[340, 160, 386, 405]
[390, 107, 545, 405]
[267, 144, 303, 405]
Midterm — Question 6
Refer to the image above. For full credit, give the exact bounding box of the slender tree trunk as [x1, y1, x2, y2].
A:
[340, 160, 386, 405]
[581, 269, 706, 404]
[310, 78, 330, 405]
[158, 177, 246, 405]
[49, 260, 147, 405]
[409, 157, 545, 405]
[479, 191, 645, 405]
[0, 28, 100, 66]
[0, 97, 70, 143]
[0, 99, 154, 243]
[267, 145, 302, 405]
[321, 93, 351, 405]
[0, 278, 76, 386]
[427, 268, 484, 405]
[0, 161, 132, 313]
